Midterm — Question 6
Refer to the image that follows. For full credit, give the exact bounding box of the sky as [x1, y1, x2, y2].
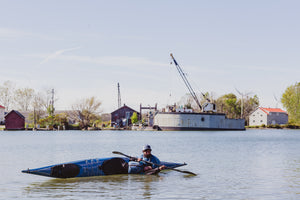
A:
[1, 0, 299, 113]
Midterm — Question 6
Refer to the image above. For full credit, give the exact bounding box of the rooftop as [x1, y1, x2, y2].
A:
[259, 107, 287, 115]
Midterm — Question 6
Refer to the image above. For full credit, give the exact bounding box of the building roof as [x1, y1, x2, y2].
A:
[5, 110, 25, 119]
[0, 105, 5, 109]
[111, 104, 139, 115]
[259, 107, 287, 115]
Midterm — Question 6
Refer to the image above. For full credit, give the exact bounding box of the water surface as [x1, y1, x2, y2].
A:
[1, 129, 300, 199]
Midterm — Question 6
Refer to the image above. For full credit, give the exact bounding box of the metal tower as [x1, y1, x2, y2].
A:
[118, 83, 121, 108]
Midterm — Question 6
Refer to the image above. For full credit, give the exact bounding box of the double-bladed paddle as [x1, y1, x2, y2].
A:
[112, 151, 196, 176]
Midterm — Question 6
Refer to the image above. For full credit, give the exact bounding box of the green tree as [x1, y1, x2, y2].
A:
[281, 82, 300, 125]
[216, 93, 239, 118]
[47, 105, 55, 117]
[54, 113, 68, 127]
[131, 112, 138, 124]
[38, 113, 68, 128]
[216, 93, 259, 122]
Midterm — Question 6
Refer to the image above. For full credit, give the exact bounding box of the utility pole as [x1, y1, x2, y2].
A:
[118, 83, 121, 108]
[51, 89, 55, 116]
[33, 107, 36, 130]
[49, 89, 55, 128]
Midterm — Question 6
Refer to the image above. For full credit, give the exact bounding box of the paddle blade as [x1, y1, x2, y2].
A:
[112, 151, 123, 155]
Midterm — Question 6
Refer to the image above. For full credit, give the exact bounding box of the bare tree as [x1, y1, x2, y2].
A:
[70, 96, 102, 129]
[31, 92, 47, 123]
[38, 88, 57, 111]
[178, 92, 214, 112]
[0, 80, 15, 111]
[14, 88, 35, 111]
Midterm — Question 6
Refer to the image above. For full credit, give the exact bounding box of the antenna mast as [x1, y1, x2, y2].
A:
[170, 53, 202, 110]
[235, 88, 252, 119]
[118, 83, 121, 108]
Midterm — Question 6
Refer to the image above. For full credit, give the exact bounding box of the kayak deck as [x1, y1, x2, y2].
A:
[22, 157, 186, 178]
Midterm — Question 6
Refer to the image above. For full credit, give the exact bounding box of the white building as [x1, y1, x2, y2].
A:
[0, 105, 5, 124]
[249, 107, 288, 126]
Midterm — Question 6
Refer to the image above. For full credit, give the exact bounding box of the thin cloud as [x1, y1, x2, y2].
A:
[40, 47, 81, 64]
[48, 54, 169, 70]
[0, 27, 60, 40]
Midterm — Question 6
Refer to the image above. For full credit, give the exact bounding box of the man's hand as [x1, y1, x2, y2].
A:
[159, 165, 166, 170]
[130, 157, 138, 161]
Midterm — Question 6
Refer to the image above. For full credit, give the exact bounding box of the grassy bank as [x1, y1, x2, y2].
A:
[246, 124, 300, 129]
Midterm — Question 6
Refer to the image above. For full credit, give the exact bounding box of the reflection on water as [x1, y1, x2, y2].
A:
[23, 174, 163, 199]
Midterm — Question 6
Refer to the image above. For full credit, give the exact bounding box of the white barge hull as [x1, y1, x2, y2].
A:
[154, 112, 245, 131]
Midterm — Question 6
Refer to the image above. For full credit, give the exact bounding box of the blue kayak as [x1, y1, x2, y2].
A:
[22, 157, 186, 178]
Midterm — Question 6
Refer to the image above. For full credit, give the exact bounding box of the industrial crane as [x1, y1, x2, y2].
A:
[170, 53, 216, 113]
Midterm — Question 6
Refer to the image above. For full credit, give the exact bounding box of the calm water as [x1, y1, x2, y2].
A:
[1, 129, 300, 200]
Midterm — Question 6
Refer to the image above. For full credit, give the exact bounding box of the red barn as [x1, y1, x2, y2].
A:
[5, 110, 25, 130]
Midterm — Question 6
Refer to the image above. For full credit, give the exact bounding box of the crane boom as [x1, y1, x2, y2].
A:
[170, 53, 202, 110]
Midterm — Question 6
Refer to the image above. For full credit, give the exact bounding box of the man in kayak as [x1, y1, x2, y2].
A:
[128, 144, 165, 174]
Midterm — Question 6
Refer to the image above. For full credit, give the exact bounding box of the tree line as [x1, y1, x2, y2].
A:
[1, 80, 299, 128]
[179, 81, 300, 126]
[0, 80, 102, 129]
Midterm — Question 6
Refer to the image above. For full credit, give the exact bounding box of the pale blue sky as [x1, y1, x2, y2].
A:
[1, 0, 299, 112]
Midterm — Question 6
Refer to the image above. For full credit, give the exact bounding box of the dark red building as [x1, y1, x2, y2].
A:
[5, 110, 25, 130]
[111, 104, 140, 127]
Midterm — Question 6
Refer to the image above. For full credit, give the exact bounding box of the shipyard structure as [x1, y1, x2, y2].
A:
[154, 112, 245, 131]
[152, 54, 245, 131]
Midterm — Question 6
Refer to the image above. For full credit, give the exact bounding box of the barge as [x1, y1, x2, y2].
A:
[153, 54, 245, 131]
[154, 112, 245, 131]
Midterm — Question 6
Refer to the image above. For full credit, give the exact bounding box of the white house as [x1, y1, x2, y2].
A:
[249, 107, 288, 126]
[0, 105, 5, 124]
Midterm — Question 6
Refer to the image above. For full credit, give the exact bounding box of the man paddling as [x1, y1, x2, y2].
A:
[128, 144, 165, 174]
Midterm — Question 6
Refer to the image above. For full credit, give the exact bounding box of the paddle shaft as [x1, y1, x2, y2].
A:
[112, 151, 196, 176]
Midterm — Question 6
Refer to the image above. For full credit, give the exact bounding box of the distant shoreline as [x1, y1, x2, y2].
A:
[1, 126, 299, 131]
